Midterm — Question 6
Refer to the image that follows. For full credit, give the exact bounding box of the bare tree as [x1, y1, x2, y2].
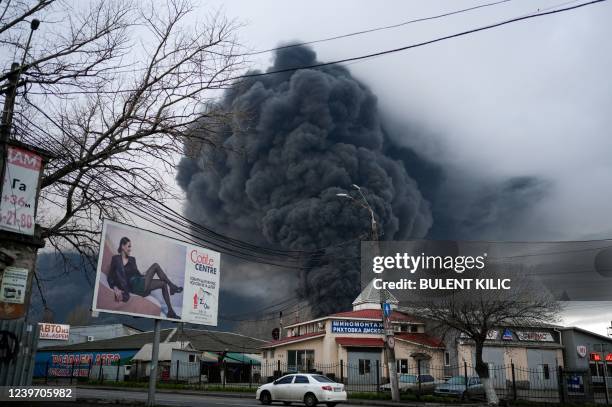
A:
[1, 0, 244, 264]
[409, 268, 561, 405]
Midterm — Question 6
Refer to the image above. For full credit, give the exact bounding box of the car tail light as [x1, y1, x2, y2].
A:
[322, 385, 333, 391]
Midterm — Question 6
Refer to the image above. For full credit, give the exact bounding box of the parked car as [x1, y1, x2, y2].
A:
[256, 373, 347, 407]
[434, 376, 485, 400]
[380, 374, 441, 393]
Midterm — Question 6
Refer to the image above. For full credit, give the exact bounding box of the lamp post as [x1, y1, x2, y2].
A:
[336, 185, 400, 402]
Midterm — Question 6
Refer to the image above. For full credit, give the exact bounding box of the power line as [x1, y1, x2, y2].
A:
[237, 0, 607, 81]
[245, 0, 513, 55]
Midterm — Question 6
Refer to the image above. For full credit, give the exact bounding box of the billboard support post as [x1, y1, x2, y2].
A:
[147, 318, 161, 407]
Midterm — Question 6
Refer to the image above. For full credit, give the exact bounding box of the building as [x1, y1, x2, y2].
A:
[38, 323, 141, 349]
[261, 281, 445, 384]
[131, 342, 201, 382]
[560, 326, 612, 380]
[35, 326, 266, 382]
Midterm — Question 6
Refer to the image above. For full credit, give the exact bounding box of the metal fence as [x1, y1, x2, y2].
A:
[32, 359, 612, 403]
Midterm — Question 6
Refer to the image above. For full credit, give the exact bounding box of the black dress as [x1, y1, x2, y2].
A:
[108, 255, 146, 300]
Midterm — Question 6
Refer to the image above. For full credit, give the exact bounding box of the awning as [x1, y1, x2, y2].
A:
[335, 337, 384, 348]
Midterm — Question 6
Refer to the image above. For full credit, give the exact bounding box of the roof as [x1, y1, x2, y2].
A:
[39, 328, 177, 352]
[330, 309, 422, 323]
[261, 332, 326, 349]
[335, 337, 384, 347]
[132, 342, 196, 361]
[560, 326, 612, 343]
[39, 327, 266, 354]
[352, 279, 398, 306]
[395, 333, 445, 348]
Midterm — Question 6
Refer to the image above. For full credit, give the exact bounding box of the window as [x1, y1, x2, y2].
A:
[410, 325, 419, 333]
[539, 364, 550, 380]
[294, 375, 309, 384]
[287, 350, 315, 372]
[269, 349, 275, 359]
[359, 359, 371, 375]
[444, 352, 451, 366]
[396, 359, 408, 373]
[189, 354, 196, 363]
[312, 375, 334, 383]
[276, 375, 294, 384]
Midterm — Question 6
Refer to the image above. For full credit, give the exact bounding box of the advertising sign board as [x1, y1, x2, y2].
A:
[38, 323, 70, 341]
[92, 220, 220, 325]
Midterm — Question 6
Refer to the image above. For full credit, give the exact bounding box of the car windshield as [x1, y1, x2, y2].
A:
[399, 375, 417, 383]
[447, 376, 466, 385]
[312, 375, 334, 383]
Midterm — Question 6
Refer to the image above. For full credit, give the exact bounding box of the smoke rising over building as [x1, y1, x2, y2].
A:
[177, 45, 432, 316]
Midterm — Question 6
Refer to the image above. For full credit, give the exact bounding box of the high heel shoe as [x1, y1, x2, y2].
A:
[167, 309, 179, 319]
[170, 284, 183, 295]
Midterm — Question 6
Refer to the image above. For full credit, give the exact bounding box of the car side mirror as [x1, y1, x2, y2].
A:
[273, 380, 278, 385]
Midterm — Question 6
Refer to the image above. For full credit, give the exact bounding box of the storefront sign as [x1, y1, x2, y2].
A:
[516, 331, 555, 342]
[577, 345, 587, 358]
[0, 267, 28, 304]
[38, 323, 70, 340]
[33, 350, 136, 378]
[0, 146, 42, 235]
[331, 320, 383, 334]
[606, 353, 612, 362]
[502, 328, 513, 340]
[487, 330, 499, 340]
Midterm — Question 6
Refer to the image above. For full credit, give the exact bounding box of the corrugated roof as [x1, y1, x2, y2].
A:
[335, 337, 384, 347]
[261, 332, 325, 349]
[39, 327, 266, 354]
[39, 328, 176, 352]
[132, 342, 196, 361]
[396, 333, 444, 348]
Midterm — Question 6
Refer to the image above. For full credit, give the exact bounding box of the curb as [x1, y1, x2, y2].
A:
[77, 385, 485, 406]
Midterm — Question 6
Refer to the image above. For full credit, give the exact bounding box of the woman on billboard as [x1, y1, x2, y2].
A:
[108, 237, 183, 319]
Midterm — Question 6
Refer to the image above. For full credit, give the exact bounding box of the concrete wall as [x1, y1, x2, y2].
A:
[39, 324, 140, 348]
[562, 329, 612, 372]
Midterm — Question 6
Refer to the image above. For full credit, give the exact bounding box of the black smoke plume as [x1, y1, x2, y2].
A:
[177, 46, 432, 316]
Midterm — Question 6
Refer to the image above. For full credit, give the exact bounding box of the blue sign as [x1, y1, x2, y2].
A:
[331, 320, 383, 334]
[383, 303, 392, 318]
[34, 349, 138, 377]
[502, 328, 513, 340]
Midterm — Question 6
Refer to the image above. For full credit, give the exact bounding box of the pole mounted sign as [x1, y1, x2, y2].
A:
[0, 146, 42, 235]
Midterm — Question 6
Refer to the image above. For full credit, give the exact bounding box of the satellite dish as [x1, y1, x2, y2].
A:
[272, 328, 280, 341]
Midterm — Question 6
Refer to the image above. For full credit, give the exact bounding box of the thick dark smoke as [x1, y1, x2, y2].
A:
[177, 46, 432, 316]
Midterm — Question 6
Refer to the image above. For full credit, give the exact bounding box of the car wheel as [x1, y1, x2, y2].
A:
[304, 392, 318, 407]
[260, 391, 272, 405]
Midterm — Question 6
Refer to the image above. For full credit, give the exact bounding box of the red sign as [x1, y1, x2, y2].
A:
[605, 354, 612, 362]
[590, 352, 602, 361]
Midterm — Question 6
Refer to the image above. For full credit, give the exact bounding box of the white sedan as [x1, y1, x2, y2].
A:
[256, 373, 347, 406]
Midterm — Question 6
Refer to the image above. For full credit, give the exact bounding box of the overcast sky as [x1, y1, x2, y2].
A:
[165, 0, 612, 334]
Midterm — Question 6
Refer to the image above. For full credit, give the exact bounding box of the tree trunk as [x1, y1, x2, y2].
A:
[475, 341, 499, 405]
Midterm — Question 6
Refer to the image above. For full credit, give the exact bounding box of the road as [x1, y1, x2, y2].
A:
[75, 387, 368, 406]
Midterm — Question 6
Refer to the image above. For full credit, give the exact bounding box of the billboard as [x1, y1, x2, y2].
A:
[92, 220, 220, 325]
[39, 323, 70, 340]
[0, 145, 43, 235]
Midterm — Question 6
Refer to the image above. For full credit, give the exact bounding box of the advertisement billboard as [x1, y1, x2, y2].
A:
[38, 323, 70, 340]
[92, 220, 220, 325]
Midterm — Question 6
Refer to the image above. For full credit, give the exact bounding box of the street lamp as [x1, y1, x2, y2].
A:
[336, 185, 399, 402]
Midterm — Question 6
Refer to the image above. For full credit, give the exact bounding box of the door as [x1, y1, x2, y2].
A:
[482, 347, 506, 389]
[527, 349, 558, 390]
[289, 375, 310, 401]
[272, 375, 295, 400]
[347, 349, 381, 386]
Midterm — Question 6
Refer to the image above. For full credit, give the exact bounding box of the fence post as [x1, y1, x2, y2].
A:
[376, 360, 380, 393]
[249, 360, 253, 389]
[116, 359, 121, 382]
[340, 360, 344, 383]
[603, 361, 610, 405]
[558, 365, 565, 404]
[70, 361, 75, 385]
[199, 362, 202, 386]
[88, 359, 93, 382]
[417, 359, 422, 400]
[464, 361, 469, 394]
[175, 360, 180, 384]
[98, 362, 103, 383]
[45, 361, 49, 385]
[511, 362, 517, 401]
[223, 360, 226, 389]
[307, 359, 311, 373]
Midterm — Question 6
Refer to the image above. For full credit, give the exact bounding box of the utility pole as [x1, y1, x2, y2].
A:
[337, 185, 400, 402]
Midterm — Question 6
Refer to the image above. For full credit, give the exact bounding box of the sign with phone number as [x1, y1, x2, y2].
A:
[0, 146, 42, 235]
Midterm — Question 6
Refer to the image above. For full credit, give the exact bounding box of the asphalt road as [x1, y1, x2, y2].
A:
[76, 387, 365, 407]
